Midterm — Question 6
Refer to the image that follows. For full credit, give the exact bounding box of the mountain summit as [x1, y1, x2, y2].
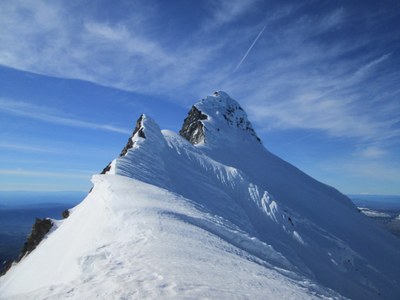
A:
[180, 91, 260, 145]
[1, 92, 399, 299]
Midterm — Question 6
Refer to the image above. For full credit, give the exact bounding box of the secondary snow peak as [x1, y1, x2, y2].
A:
[118, 114, 164, 157]
[112, 114, 169, 187]
[120, 114, 146, 157]
[179, 91, 261, 146]
[101, 114, 167, 179]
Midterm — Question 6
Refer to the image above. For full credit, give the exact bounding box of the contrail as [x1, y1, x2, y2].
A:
[234, 24, 267, 72]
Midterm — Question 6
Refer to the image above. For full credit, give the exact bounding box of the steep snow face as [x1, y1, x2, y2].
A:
[1, 91, 400, 300]
[178, 93, 400, 299]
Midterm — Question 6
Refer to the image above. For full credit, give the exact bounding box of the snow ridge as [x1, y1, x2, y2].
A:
[1, 91, 400, 300]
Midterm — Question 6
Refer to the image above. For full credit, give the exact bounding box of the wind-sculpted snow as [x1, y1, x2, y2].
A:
[0, 176, 341, 299]
[1, 91, 400, 299]
[111, 114, 170, 190]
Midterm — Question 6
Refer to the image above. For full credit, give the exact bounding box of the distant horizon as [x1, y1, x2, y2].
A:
[1, 190, 400, 197]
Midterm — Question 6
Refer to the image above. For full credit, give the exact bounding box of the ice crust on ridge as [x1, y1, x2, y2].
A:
[1, 91, 400, 300]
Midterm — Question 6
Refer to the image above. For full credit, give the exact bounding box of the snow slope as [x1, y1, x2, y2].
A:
[1, 91, 399, 299]
[0, 175, 340, 299]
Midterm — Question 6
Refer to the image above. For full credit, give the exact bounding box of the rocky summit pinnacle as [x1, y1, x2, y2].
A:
[120, 114, 146, 157]
[101, 114, 146, 175]
[179, 91, 261, 145]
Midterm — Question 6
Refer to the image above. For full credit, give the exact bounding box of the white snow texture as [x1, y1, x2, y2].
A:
[1, 91, 399, 299]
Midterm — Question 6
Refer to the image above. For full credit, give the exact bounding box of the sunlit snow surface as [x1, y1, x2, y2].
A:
[1, 92, 399, 299]
[0, 175, 340, 299]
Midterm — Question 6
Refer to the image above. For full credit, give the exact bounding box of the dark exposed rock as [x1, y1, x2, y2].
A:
[100, 162, 112, 174]
[18, 218, 53, 261]
[0, 260, 13, 276]
[100, 115, 147, 175]
[179, 106, 208, 145]
[1, 218, 54, 276]
[62, 209, 70, 219]
[120, 115, 146, 157]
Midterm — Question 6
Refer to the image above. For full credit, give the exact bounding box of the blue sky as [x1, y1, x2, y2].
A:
[0, 0, 399, 195]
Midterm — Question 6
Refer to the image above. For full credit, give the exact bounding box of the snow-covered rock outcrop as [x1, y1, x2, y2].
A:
[180, 91, 260, 146]
[1, 91, 399, 300]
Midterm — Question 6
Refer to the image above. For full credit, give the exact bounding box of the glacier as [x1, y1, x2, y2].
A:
[0, 91, 399, 299]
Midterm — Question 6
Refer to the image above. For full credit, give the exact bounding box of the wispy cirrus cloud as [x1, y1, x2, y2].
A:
[323, 159, 400, 183]
[246, 53, 399, 142]
[0, 0, 227, 98]
[0, 0, 399, 194]
[0, 0, 399, 146]
[0, 168, 94, 191]
[0, 169, 93, 179]
[204, 0, 260, 28]
[0, 98, 130, 134]
[0, 140, 118, 159]
[357, 146, 387, 159]
[229, 10, 399, 143]
[0, 142, 57, 154]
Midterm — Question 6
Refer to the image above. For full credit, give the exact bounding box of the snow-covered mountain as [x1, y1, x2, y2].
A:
[1, 91, 399, 299]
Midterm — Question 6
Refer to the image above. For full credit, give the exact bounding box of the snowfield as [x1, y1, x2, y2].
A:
[0, 175, 341, 299]
[1, 91, 399, 299]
